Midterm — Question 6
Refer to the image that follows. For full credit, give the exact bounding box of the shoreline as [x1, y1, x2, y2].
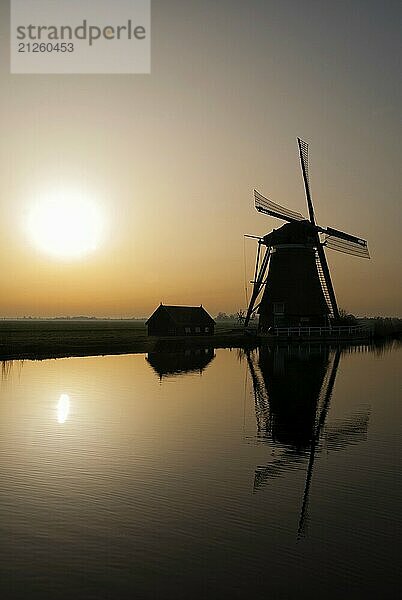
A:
[1, 320, 399, 362]
[0, 335, 251, 361]
[0, 321, 252, 361]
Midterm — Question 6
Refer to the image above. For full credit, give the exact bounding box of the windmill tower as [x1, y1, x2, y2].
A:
[245, 139, 370, 332]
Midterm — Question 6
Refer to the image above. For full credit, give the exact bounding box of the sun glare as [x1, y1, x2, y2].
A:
[57, 393, 70, 424]
[27, 190, 104, 259]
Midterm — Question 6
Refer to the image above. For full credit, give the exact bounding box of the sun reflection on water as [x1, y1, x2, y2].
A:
[57, 393, 70, 424]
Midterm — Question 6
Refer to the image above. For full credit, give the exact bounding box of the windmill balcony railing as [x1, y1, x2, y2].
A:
[269, 325, 367, 338]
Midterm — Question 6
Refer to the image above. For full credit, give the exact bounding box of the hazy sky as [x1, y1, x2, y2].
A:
[0, 0, 401, 317]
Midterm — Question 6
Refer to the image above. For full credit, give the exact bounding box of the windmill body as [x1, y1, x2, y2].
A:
[259, 221, 329, 331]
[245, 139, 370, 331]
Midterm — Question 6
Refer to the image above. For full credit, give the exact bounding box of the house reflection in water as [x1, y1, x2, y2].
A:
[246, 345, 370, 536]
[146, 346, 215, 380]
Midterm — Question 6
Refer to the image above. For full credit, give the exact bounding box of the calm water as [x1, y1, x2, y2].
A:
[0, 343, 401, 599]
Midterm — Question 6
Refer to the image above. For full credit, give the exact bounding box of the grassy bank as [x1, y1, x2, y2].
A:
[1, 318, 399, 361]
[362, 317, 402, 339]
[0, 319, 248, 361]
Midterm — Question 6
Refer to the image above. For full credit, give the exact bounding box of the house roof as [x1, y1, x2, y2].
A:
[146, 305, 215, 326]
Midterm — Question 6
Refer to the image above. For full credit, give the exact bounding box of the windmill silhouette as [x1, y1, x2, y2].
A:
[245, 139, 370, 331]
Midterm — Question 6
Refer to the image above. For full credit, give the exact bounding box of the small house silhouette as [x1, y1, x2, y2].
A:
[146, 304, 215, 337]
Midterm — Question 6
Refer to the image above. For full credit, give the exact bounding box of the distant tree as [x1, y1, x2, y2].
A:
[216, 312, 247, 322]
[236, 310, 245, 324]
[338, 308, 358, 325]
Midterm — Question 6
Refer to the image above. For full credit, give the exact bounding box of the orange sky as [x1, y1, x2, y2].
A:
[0, 0, 401, 317]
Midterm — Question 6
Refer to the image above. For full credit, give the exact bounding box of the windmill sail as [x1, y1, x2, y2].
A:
[298, 138, 310, 186]
[254, 189, 305, 223]
[297, 138, 316, 224]
[315, 249, 336, 318]
[324, 227, 370, 258]
[244, 243, 271, 327]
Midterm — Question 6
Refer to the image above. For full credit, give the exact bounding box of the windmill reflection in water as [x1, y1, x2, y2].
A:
[245, 345, 370, 537]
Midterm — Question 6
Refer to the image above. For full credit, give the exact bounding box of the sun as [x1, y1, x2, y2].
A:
[26, 189, 104, 260]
